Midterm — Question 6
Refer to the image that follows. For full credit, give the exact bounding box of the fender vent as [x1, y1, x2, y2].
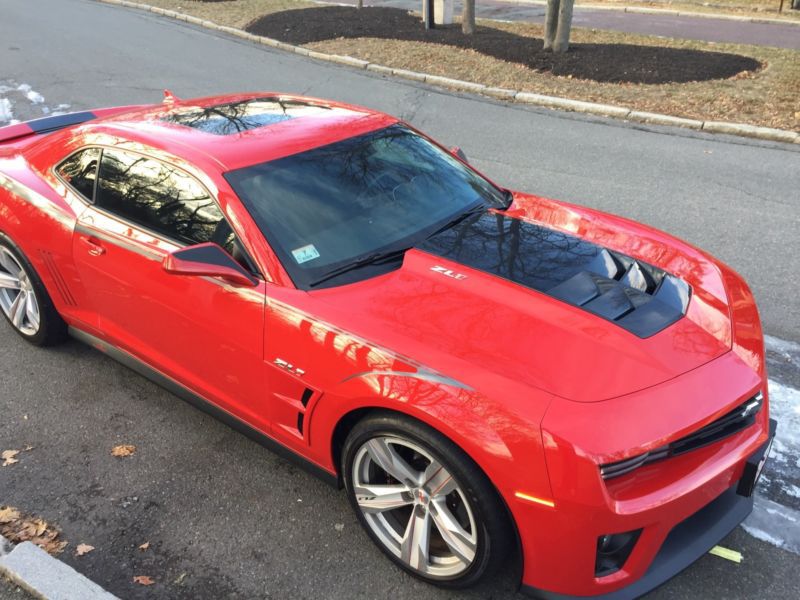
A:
[296, 387, 315, 435]
[39, 251, 76, 306]
[272, 380, 318, 441]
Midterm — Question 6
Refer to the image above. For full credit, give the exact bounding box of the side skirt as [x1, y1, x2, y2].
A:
[69, 327, 340, 488]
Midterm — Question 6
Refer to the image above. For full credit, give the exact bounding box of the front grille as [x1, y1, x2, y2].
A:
[601, 392, 763, 480]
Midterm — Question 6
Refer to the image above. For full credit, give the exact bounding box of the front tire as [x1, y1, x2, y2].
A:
[0, 234, 66, 346]
[341, 412, 512, 588]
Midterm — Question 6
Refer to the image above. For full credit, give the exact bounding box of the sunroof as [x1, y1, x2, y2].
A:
[161, 98, 333, 135]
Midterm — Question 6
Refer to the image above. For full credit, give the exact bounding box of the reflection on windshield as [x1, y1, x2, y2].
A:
[225, 124, 506, 289]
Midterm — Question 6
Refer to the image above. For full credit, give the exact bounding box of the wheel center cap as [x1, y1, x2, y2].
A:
[415, 488, 430, 505]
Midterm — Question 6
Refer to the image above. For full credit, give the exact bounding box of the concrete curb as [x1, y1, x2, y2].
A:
[702, 121, 799, 143]
[0, 535, 118, 600]
[94, 0, 800, 145]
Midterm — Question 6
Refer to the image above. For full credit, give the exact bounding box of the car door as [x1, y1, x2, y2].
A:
[70, 147, 269, 431]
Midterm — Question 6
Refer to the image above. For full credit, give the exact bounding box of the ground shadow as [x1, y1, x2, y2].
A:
[246, 7, 761, 84]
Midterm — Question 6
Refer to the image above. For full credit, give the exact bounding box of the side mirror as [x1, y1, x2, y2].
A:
[162, 243, 257, 287]
[450, 146, 468, 163]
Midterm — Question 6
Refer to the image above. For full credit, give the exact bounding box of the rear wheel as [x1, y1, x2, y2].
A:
[0, 234, 66, 346]
[341, 412, 512, 588]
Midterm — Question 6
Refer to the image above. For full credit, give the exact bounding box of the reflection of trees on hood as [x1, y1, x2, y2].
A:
[427, 213, 597, 290]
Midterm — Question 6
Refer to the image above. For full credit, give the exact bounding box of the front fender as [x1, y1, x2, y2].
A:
[308, 371, 556, 521]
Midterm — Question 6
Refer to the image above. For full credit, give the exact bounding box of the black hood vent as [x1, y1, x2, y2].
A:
[417, 211, 690, 338]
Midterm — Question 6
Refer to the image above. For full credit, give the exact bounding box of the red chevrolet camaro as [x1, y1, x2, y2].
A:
[0, 92, 776, 598]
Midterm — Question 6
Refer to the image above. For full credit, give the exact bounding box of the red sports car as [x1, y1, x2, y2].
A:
[0, 92, 775, 598]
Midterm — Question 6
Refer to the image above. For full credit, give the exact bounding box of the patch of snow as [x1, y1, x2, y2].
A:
[764, 505, 797, 521]
[0, 98, 13, 124]
[741, 523, 785, 547]
[51, 104, 71, 117]
[14, 83, 45, 105]
[739, 339, 800, 554]
[744, 496, 800, 554]
[26, 90, 45, 105]
[767, 380, 800, 460]
[765, 335, 800, 359]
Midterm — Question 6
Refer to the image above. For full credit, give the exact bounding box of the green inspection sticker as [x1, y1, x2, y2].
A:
[292, 244, 321, 264]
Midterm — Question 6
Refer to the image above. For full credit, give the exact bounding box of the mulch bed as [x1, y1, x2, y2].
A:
[246, 6, 761, 84]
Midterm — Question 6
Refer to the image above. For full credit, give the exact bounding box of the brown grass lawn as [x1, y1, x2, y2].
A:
[146, 0, 316, 28]
[141, 0, 800, 131]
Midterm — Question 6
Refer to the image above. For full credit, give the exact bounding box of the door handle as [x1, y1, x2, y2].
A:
[80, 235, 106, 256]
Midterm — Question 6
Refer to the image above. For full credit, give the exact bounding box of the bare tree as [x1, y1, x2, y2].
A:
[554, 0, 575, 52]
[543, 0, 575, 53]
[462, 0, 475, 35]
[543, 0, 559, 51]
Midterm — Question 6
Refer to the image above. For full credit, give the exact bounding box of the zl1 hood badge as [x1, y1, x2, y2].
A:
[431, 265, 467, 280]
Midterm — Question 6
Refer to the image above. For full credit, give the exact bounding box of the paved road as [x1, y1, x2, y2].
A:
[329, 0, 800, 49]
[1, 0, 799, 599]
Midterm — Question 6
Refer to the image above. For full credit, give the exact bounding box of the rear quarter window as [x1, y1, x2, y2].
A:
[56, 148, 101, 201]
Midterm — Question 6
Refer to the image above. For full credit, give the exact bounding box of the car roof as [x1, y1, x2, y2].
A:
[77, 92, 399, 172]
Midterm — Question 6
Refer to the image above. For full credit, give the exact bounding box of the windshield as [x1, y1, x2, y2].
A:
[224, 124, 507, 289]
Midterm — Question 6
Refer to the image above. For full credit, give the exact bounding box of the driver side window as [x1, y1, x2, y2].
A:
[94, 148, 231, 251]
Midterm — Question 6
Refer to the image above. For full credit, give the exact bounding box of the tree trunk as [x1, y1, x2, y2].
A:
[552, 0, 574, 54]
[792, 0, 800, 11]
[357, 0, 363, 8]
[463, 0, 475, 35]
[543, 0, 560, 51]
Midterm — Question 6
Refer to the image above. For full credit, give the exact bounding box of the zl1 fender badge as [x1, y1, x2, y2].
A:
[274, 358, 306, 376]
[430, 265, 468, 280]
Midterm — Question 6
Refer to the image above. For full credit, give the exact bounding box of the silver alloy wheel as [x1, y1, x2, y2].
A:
[0, 246, 41, 336]
[352, 436, 479, 579]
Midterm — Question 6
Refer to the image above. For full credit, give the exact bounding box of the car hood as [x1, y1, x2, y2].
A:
[312, 195, 733, 403]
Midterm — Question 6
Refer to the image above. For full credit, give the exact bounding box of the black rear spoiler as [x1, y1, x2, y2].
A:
[0, 105, 150, 145]
[25, 111, 99, 134]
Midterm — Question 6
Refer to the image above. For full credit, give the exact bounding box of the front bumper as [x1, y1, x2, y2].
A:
[520, 418, 776, 599]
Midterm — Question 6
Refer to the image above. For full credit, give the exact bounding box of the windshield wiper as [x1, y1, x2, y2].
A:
[308, 203, 489, 288]
[308, 247, 410, 288]
[426, 203, 487, 239]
